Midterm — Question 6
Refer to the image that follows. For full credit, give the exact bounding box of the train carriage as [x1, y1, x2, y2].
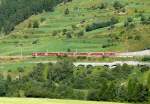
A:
[89, 52, 104, 57]
[32, 52, 116, 57]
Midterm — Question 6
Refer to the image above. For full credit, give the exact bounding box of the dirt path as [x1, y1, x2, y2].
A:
[117, 50, 150, 57]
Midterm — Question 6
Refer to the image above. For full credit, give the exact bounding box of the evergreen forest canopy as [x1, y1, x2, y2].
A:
[0, 0, 69, 34]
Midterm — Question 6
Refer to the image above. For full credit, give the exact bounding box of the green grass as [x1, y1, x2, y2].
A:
[0, 0, 149, 56]
[0, 98, 131, 104]
[0, 0, 149, 72]
[0, 56, 143, 72]
[0, 61, 35, 72]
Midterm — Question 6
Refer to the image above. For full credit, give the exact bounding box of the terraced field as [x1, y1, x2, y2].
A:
[0, 0, 149, 56]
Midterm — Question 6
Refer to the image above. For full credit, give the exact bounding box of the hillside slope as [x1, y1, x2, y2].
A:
[0, 0, 149, 55]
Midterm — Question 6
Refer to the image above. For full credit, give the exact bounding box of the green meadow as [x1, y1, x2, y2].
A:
[0, 0, 149, 56]
[0, 98, 132, 104]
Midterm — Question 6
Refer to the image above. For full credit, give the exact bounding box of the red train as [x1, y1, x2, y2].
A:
[32, 52, 116, 57]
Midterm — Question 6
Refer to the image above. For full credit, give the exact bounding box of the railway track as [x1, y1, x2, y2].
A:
[0, 50, 149, 60]
[0, 56, 31, 59]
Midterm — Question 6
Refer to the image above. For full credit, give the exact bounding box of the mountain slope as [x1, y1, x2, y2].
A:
[0, 0, 149, 55]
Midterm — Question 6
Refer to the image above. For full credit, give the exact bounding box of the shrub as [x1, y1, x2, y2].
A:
[124, 21, 129, 27]
[33, 20, 39, 28]
[40, 17, 46, 23]
[77, 31, 84, 37]
[134, 35, 141, 40]
[113, 1, 124, 10]
[135, 9, 138, 13]
[86, 17, 118, 32]
[102, 43, 113, 48]
[62, 29, 67, 35]
[110, 17, 119, 25]
[52, 31, 58, 36]
[71, 25, 77, 30]
[99, 2, 107, 9]
[87, 90, 100, 101]
[67, 48, 71, 52]
[66, 32, 72, 38]
[127, 17, 133, 22]
[0, 80, 6, 96]
[142, 56, 150, 62]
[141, 15, 150, 24]
[72, 90, 86, 100]
[64, 8, 70, 15]
[32, 39, 39, 44]
[124, 21, 135, 29]
[28, 22, 32, 28]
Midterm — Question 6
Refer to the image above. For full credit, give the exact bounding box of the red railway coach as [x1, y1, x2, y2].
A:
[89, 52, 104, 57]
[103, 52, 116, 57]
[76, 52, 88, 57]
[32, 52, 58, 57]
[47, 52, 58, 56]
[32, 52, 116, 57]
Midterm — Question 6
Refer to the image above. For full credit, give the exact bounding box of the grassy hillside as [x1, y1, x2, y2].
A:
[0, 98, 131, 104]
[0, 0, 149, 56]
[0, 1, 149, 103]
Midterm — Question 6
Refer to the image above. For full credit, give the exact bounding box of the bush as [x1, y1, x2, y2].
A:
[73, 90, 86, 100]
[40, 17, 46, 23]
[66, 32, 72, 38]
[124, 21, 129, 27]
[142, 56, 150, 62]
[71, 25, 77, 30]
[127, 78, 149, 102]
[32, 39, 39, 44]
[141, 15, 150, 24]
[86, 17, 118, 32]
[33, 20, 39, 28]
[52, 31, 58, 36]
[127, 17, 133, 22]
[113, 1, 124, 10]
[102, 43, 113, 48]
[134, 35, 141, 40]
[64, 8, 70, 15]
[62, 29, 67, 35]
[87, 90, 100, 101]
[124, 21, 135, 29]
[0, 80, 6, 96]
[99, 2, 107, 9]
[110, 17, 119, 25]
[28, 22, 32, 28]
[77, 31, 84, 37]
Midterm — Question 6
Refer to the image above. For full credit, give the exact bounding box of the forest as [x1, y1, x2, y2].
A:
[0, 58, 149, 103]
[0, 0, 68, 34]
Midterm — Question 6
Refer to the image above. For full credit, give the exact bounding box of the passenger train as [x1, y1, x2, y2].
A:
[32, 52, 116, 57]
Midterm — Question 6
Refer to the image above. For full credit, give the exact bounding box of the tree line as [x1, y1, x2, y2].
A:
[0, 0, 70, 34]
[0, 58, 150, 103]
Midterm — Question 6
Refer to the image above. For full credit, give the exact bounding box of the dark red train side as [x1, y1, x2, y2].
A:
[32, 52, 116, 57]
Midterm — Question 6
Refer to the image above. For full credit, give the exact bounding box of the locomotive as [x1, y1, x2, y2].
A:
[32, 52, 116, 57]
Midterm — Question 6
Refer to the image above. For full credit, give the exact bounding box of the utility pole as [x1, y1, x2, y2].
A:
[21, 46, 23, 58]
[125, 16, 129, 53]
[20, 44, 23, 59]
[75, 48, 78, 57]
[76, 48, 78, 53]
